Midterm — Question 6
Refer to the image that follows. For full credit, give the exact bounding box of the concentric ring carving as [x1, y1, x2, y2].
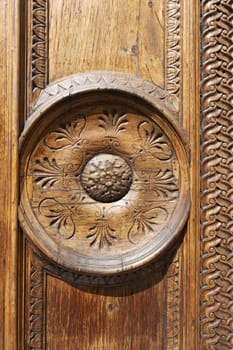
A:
[19, 72, 190, 275]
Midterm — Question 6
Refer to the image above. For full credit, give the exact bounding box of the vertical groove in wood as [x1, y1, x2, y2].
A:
[201, 0, 233, 348]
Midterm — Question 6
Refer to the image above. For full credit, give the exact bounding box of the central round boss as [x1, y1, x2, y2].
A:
[81, 153, 133, 203]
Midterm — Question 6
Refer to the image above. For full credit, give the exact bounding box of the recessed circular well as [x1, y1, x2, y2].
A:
[19, 72, 190, 276]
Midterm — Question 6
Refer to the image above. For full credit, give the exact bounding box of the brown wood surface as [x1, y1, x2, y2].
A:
[46, 272, 165, 350]
[0, 0, 232, 349]
[49, 0, 164, 87]
[0, 1, 19, 349]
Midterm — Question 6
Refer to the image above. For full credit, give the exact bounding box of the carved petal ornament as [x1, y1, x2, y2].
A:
[19, 72, 190, 274]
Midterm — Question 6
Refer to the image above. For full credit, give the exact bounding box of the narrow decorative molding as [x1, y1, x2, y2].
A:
[166, 0, 181, 110]
[166, 252, 180, 349]
[31, 0, 48, 103]
[201, 0, 233, 348]
[165, 1, 181, 346]
[27, 253, 44, 349]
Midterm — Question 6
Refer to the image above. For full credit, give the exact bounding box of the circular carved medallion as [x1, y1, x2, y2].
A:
[81, 154, 133, 203]
[19, 72, 190, 275]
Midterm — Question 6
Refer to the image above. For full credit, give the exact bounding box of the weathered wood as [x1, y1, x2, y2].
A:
[0, 1, 19, 349]
[19, 73, 190, 275]
[18, 0, 199, 349]
[2, 0, 232, 349]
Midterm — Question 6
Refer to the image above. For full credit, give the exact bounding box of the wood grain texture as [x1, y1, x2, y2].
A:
[181, 0, 200, 348]
[17, 0, 203, 349]
[46, 272, 165, 350]
[19, 73, 190, 275]
[24, 244, 182, 350]
[49, 0, 165, 87]
[0, 1, 19, 349]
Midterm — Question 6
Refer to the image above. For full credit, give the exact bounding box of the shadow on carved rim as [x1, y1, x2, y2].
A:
[19, 72, 190, 275]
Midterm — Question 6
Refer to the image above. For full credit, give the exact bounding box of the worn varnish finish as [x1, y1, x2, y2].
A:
[0, 1, 19, 349]
[49, 1, 165, 87]
[19, 74, 190, 276]
[1, 0, 232, 349]
[19, 0, 195, 348]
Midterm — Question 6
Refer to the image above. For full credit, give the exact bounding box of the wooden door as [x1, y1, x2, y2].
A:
[0, 1, 232, 349]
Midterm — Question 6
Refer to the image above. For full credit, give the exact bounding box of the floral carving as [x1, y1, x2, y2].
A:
[166, 0, 181, 109]
[137, 169, 179, 199]
[128, 206, 168, 244]
[31, 0, 48, 101]
[33, 157, 82, 189]
[87, 219, 117, 249]
[98, 109, 128, 137]
[137, 121, 173, 160]
[33, 157, 62, 188]
[39, 199, 75, 239]
[44, 115, 87, 150]
[81, 154, 133, 203]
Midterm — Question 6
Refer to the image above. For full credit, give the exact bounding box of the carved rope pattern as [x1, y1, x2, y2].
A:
[201, 0, 233, 348]
[166, 0, 181, 109]
[32, 0, 48, 99]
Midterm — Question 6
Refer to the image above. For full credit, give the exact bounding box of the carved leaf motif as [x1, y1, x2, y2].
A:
[39, 199, 75, 239]
[87, 221, 117, 249]
[138, 121, 172, 160]
[128, 207, 168, 244]
[150, 169, 178, 198]
[45, 115, 86, 150]
[33, 157, 62, 188]
[33, 158, 82, 189]
[98, 110, 128, 136]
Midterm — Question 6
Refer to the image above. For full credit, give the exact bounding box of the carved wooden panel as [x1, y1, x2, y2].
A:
[19, 73, 189, 275]
[16, 0, 201, 349]
[201, 0, 233, 348]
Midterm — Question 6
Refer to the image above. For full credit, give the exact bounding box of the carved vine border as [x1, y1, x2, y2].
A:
[26, 248, 45, 349]
[165, 0, 181, 348]
[201, 0, 233, 348]
[30, 0, 48, 105]
[166, 0, 181, 110]
[166, 252, 180, 350]
[29, 0, 181, 110]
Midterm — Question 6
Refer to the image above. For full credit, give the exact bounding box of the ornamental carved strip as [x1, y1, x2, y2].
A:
[166, 251, 180, 350]
[165, 1, 181, 346]
[31, 0, 48, 103]
[26, 248, 45, 349]
[166, 0, 181, 110]
[201, 0, 233, 349]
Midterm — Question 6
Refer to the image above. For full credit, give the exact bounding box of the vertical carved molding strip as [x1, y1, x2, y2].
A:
[26, 247, 45, 350]
[31, 0, 48, 103]
[166, 252, 180, 350]
[201, 0, 233, 348]
[165, 0, 181, 347]
[166, 0, 181, 110]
